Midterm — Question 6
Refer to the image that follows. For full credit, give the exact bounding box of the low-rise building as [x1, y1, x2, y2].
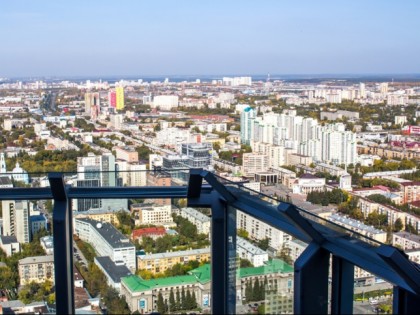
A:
[74, 218, 136, 272]
[137, 247, 211, 274]
[74, 208, 119, 226]
[175, 207, 211, 235]
[29, 215, 47, 238]
[131, 227, 166, 241]
[327, 213, 387, 243]
[392, 231, 420, 250]
[292, 174, 326, 194]
[40, 235, 54, 255]
[18, 255, 54, 285]
[122, 259, 294, 314]
[94, 256, 132, 292]
[236, 236, 268, 267]
[130, 204, 173, 227]
[0, 235, 20, 257]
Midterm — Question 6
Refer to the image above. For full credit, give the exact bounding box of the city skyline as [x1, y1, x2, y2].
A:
[1, 0, 420, 76]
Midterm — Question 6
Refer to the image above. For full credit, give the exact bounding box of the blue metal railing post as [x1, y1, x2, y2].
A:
[49, 173, 74, 314]
[393, 286, 420, 314]
[294, 242, 330, 314]
[331, 256, 354, 314]
[211, 192, 231, 314]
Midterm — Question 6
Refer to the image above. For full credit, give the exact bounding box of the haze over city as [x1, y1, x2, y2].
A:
[1, 0, 420, 77]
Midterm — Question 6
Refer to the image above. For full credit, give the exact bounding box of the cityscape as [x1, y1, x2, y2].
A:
[1, 1, 420, 315]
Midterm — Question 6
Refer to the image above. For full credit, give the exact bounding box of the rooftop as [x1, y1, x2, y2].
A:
[328, 213, 384, 235]
[94, 256, 132, 283]
[237, 236, 267, 255]
[180, 207, 211, 223]
[138, 247, 210, 260]
[0, 235, 18, 244]
[75, 218, 135, 249]
[18, 255, 54, 265]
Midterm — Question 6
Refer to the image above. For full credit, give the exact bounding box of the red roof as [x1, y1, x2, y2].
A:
[132, 227, 166, 239]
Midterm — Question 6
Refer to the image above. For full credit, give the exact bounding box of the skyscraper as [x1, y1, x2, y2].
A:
[359, 82, 366, 98]
[240, 107, 255, 145]
[116, 86, 125, 110]
[74, 153, 127, 211]
[85, 92, 100, 116]
[108, 90, 116, 108]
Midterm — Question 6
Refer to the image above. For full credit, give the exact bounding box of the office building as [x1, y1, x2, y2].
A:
[74, 153, 127, 212]
[242, 153, 269, 178]
[75, 218, 136, 272]
[30, 215, 47, 238]
[94, 256, 132, 292]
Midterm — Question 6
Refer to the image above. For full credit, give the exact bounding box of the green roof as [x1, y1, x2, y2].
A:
[122, 274, 198, 292]
[123, 259, 293, 293]
[188, 264, 211, 284]
[239, 259, 293, 278]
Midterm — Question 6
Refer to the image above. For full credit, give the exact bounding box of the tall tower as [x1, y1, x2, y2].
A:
[116, 86, 125, 110]
[0, 152, 6, 174]
[359, 82, 366, 99]
[240, 107, 256, 145]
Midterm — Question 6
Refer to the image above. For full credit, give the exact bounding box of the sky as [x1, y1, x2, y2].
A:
[1, 0, 419, 77]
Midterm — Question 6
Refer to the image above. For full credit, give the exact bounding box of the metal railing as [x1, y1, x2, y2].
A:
[0, 169, 419, 314]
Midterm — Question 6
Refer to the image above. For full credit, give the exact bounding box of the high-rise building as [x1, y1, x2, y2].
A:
[116, 86, 125, 110]
[85, 92, 100, 117]
[108, 90, 117, 108]
[0, 152, 6, 174]
[1, 200, 30, 243]
[74, 153, 127, 212]
[379, 82, 388, 94]
[359, 82, 366, 99]
[240, 107, 255, 145]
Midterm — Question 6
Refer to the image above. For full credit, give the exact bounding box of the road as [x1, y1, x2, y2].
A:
[73, 240, 89, 267]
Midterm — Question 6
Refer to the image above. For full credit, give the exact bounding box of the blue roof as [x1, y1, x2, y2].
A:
[30, 215, 47, 222]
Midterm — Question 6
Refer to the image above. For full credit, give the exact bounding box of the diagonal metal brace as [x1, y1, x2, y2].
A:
[187, 168, 204, 198]
[200, 170, 236, 203]
[377, 244, 420, 295]
[278, 202, 324, 244]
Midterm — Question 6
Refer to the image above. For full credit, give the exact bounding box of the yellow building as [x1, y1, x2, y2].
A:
[137, 247, 210, 274]
[19, 255, 54, 285]
[74, 209, 119, 226]
[116, 86, 125, 110]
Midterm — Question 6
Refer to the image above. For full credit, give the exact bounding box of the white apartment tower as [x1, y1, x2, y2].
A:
[240, 107, 256, 145]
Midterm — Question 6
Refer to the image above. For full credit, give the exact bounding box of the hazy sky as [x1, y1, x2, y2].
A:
[1, 0, 419, 77]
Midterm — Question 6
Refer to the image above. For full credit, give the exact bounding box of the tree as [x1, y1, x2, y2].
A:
[394, 218, 404, 232]
[176, 289, 181, 311]
[245, 281, 253, 302]
[257, 238, 270, 251]
[237, 228, 249, 239]
[169, 288, 176, 312]
[181, 287, 186, 310]
[240, 258, 253, 268]
[157, 292, 166, 314]
[253, 278, 261, 301]
[186, 290, 193, 310]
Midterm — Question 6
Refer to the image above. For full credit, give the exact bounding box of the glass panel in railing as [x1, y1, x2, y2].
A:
[353, 268, 393, 314]
[118, 203, 212, 314]
[0, 197, 55, 314]
[231, 205, 304, 314]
